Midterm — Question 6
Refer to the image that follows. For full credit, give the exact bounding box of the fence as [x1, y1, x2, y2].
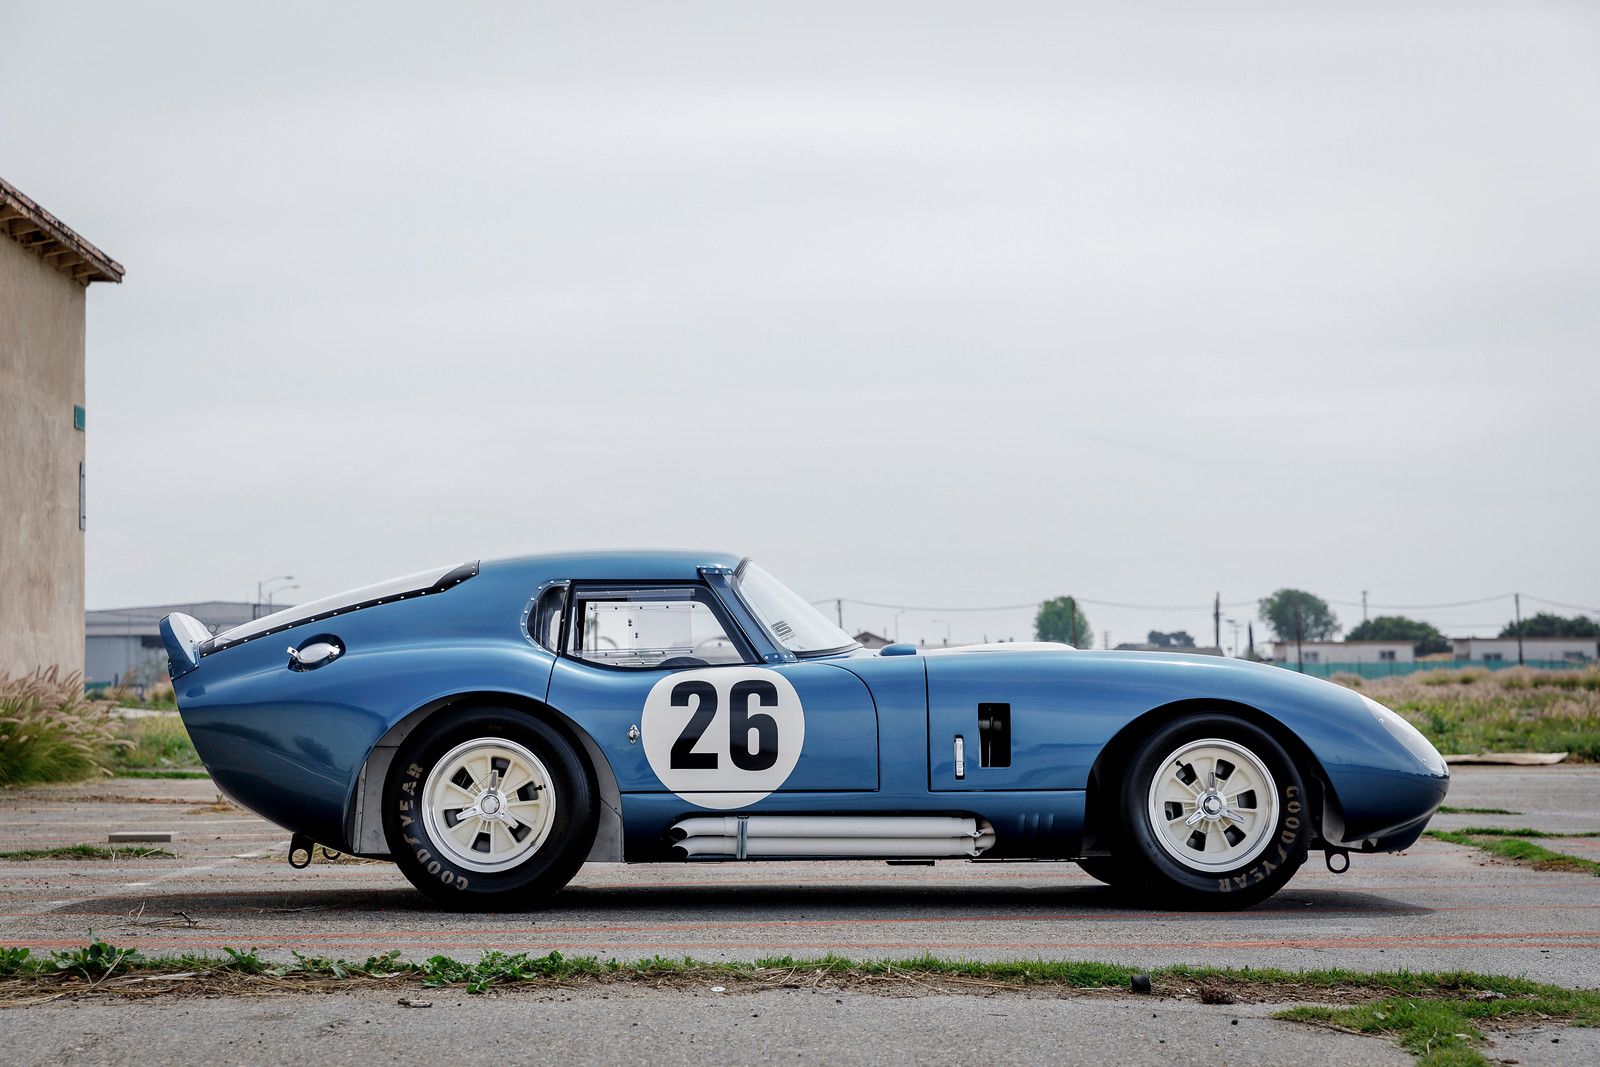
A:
[1272, 658, 1587, 680]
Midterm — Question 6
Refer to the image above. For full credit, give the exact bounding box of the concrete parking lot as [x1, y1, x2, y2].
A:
[2, 765, 1597, 1065]
[0, 765, 1596, 982]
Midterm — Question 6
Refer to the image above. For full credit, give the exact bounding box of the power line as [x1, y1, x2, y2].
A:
[1523, 594, 1600, 613]
[814, 595, 1256, 613]
[816, 591, 1595, 618]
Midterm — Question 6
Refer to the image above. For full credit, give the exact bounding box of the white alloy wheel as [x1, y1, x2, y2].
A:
[421, 737, 558, 873]
[1144, 737, 1279, 872]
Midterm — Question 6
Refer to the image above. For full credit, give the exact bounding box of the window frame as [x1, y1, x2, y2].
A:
[558, 581, 759, 672]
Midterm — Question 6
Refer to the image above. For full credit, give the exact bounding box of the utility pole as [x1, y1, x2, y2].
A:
[1295, 605, 1305, 673]
[1103, 630, 1110, 651]
[1213, 592, 1221, 651]
[1247, 622, 1256, 661]
[1361, 590, 1369, 624]
[1514, 592, 1524, 666]
[835, 599, 843, 628]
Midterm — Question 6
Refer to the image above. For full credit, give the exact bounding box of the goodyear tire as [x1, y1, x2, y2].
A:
[1116, 714, 1309, 910]
[383, 706, 596, 909]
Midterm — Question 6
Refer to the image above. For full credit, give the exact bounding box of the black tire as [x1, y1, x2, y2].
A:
[383, 706, 596, 909]
[1115, 713, 1309, 910]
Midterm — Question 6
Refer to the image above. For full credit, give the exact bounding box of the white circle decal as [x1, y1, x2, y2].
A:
[641, 667, 805, 810]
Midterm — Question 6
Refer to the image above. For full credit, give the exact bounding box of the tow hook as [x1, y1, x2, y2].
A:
[288, 832, 314, 869]
[1325, 848, 1351, 874]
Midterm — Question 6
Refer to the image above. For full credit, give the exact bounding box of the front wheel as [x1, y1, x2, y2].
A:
[1116, 714, 1309, 909]
[383, 707, 596, 909]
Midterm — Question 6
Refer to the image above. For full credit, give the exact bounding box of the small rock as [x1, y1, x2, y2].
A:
[1474, 991, 1507, 1001]
[396, 997, 432, 1009]
[711, 986, 726, 993]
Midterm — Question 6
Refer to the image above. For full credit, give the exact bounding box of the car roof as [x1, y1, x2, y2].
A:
[483, 549, 745, 582]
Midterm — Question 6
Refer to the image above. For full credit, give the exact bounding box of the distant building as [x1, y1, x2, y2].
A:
[0, 177, 124, 680]
[86, 601, 291, 687]
[853, 630, 893, 649]
[1271, 640, 1414, 666]
[1115, 643, 1225, 657]
[1451, 637, 1596, 664]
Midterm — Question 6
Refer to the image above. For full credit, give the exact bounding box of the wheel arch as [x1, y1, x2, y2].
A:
[1080, 697, 1336, 858]
[346, 690, 623, 862]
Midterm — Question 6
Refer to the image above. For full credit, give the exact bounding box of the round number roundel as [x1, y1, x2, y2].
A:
[641, 667, 805, 810]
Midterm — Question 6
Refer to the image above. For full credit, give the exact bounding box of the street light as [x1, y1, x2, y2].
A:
[266, 583, 299, 608]
[256, 575, 294, 619]
[894, 609, 908, 642]
[931, 618, 952, 646]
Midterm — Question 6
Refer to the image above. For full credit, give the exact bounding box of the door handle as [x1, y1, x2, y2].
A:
[954, 735, 966, 779]
[287, 639, 342, 671]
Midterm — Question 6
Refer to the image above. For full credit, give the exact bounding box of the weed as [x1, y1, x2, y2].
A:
[220, 948, 267, 974]
[1428, 830, 1600, 875]
[0, 670, 119, 786]
[1352, 668, 1600, 760]
[50, 937, 142, 980]
[0, 845, 175, 861]
[106, 714, 200, 772]
[0, 947, 29, 977]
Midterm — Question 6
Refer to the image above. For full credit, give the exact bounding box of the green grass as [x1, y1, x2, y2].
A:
[1279, 981, 1600, 1066]
[1439, 826, 1600, 839]
[0, 844, 175, 861]
[1427, 829, 1600, 875]
[106, 714, 200, 773]
[6, 941, 1600, 1061]
[1436, 806, 1519, 816]
[1346, 668, 1600, 760]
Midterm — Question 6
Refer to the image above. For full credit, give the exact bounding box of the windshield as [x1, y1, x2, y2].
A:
[735, 561, 858, 655]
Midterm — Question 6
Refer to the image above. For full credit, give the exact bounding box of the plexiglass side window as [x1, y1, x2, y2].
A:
[566, 587, 746, 669]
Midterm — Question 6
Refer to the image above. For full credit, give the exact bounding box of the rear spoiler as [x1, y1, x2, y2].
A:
[160, 613, 212, 679]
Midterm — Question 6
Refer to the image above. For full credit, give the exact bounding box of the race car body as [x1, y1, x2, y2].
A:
[161, 551, 1448, 909]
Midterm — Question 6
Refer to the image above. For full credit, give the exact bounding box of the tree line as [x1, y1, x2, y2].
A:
[1033, 589, 1596, 654]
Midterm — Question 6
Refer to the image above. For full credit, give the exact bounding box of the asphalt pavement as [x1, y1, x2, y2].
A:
[2, 765, 1598, 1064]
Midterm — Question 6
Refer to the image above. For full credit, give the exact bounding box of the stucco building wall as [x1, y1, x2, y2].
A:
[0, 234, 87, 678]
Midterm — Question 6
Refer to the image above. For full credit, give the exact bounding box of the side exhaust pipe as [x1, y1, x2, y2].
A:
[668, 815, 996, 860]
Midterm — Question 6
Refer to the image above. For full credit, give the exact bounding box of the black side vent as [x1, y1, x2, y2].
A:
[978, 702, 1011, 768]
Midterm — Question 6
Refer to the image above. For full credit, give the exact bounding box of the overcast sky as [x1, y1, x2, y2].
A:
[5, 2, 1597, 649]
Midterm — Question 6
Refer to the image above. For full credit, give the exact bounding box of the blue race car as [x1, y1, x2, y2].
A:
[161, 552, 1448, 910]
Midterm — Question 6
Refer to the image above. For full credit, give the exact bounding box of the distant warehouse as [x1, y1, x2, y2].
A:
[1452, 636, 1596, 664]
[0, 177, 123, 679]
[1271, 640, 1414, 666]
[86, 601, 291, 688]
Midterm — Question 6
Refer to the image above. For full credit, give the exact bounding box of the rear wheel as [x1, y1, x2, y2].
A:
[384, 706, 596, 909]
[1116, 714, 1309, 909]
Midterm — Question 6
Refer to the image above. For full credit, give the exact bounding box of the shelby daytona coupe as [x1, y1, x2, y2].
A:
[160, 552, 1448, 910]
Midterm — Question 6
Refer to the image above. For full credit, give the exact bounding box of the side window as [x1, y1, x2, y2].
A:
[567, 586, 747, 669]
[529, 585, 567, 651]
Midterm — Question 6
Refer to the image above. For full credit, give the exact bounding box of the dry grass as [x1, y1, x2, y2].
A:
[0, 670, 121, 787]
[1337, 666, 1600, 761]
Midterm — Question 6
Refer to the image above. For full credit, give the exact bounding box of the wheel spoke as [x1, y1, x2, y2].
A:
[500, 765, 531, 796]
